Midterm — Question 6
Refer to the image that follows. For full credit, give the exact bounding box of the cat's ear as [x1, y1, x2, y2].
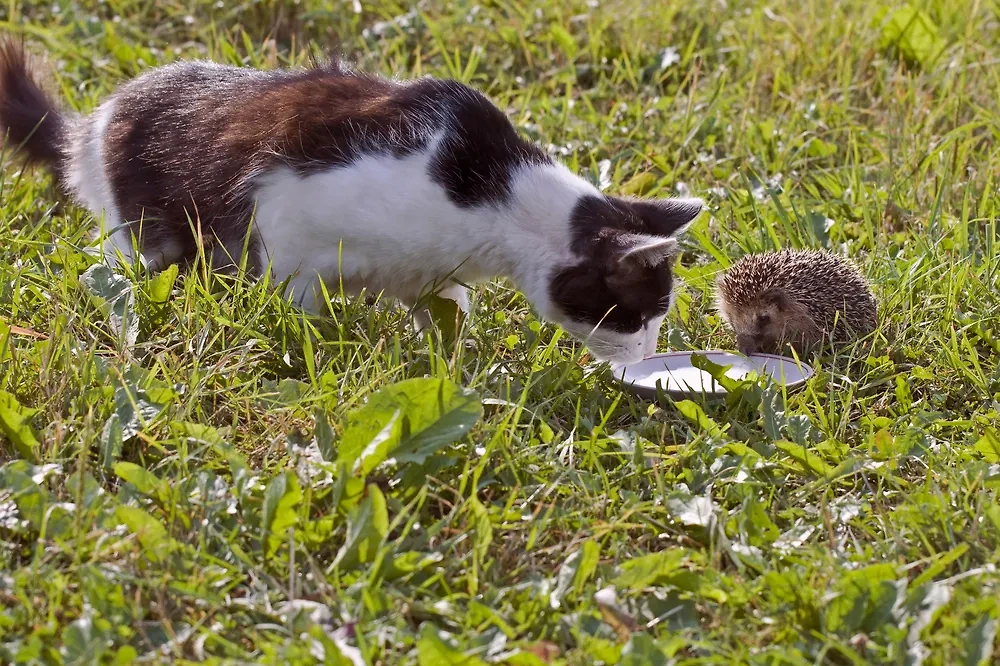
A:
[625, 197, 704, 237]
[605, 234, 677, 291]
[614, 233, 679, 268]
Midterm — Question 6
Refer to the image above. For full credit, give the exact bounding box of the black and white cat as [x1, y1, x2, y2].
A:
[0, 41, 702, 364]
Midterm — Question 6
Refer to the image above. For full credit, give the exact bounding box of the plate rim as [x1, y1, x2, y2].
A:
[613, 349, 815, 399]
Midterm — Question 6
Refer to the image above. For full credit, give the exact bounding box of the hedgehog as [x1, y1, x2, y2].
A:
[715, 249, 877, 356]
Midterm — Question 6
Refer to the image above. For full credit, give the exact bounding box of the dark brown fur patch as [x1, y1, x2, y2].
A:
[0, 39, 68, 179]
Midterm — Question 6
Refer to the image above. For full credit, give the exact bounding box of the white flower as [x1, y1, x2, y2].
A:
[660, 47, 681, 70]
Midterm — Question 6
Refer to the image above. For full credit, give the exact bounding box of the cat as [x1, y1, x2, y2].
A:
[0, 40, 703, 364]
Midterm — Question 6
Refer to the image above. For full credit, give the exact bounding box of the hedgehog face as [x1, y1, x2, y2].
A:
[731, 299, 786, 355]
[722, 289, 812, 356]
[543, 194, 703, 365]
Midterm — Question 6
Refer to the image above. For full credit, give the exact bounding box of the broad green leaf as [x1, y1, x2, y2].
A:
[805, 211, 834, 247]
[689, 353, 743, 393]
[81, 263, 132, 306]
[116, 505, 174, 562]
[538, 421, 554, 444]
[81, 263, 137, 347]
[621, 172, 656, 196]
[871, 428, 897, 460]
[822, 563, 898, 634]
[740, 499, 780, 546]
[337, 378, 482, 476]
[113, 462, 167, 500]
[417, 623, 487, 666]
[100, 414, 123, 469]
[619, 633, 668, 666]
[895, 375, 913, 411]
[467, 496, 492, 592]
[79, 564, 131, 627]
[549, 25, 577, 60]
[428, 293, 465, 345]
[758, 384, 785, 441]
[170, 421, 227, 447]
[314, 408, 336, 462]
[0, 390, 41, 460]
[259, 378, 310, 406]
[875, 4, 946, 68]
[674, 400, 727, 439]
[763, 570, 802, 606]
[107, 367, 175, 448]
[260, 472, 288, 553]
[147, 263, 178, 303]
[985, 504, 1000, 532]
[774, 440, 833, 476]
[382, 551, 444, 582]
[574, 540, 600, 595]
[330, 463, 367, 512]
[113, 647, 138, 666]
[974, 429, 1000, 463]
[334, 484, 388, 571]
[806, 139, 837, 159]
[663, 569, 729, 604]
[551, 545, 592, 609]
[66, 472, 105, 514]
[666, 494, 718, 528]
[0, 460, 49, 530]
[261, 472, 303, 558]
[614, 549, 691, 590]
[62, 614, 105, 665]
[784, 414, 814, 445]
[963, 615, 997, 666]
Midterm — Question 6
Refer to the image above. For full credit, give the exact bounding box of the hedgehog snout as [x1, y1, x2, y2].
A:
[736, 325, 782, 356]
[736, 333, 761, 357]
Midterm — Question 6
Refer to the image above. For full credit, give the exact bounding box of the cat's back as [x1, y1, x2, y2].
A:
[75, 55, 550, 248]
[93, 59, 455, 181]
[100, 59, 379, 152]
[114, 59, 263, 98]
[98, 57, 536, 171]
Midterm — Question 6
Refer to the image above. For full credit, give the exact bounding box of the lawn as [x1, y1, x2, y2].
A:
[1, 0, 999, 663]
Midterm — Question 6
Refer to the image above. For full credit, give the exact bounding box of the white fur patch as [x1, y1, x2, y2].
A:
[251, 133, 510, 312]
[66, 98, 133, 263]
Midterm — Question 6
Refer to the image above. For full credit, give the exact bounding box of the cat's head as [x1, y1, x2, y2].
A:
[543, 194, 703, 365]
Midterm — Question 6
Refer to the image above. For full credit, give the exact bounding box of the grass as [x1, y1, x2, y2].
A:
[1, 0, 999, 663]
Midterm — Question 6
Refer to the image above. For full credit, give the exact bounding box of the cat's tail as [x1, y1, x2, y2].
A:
[0, 39, 68, 181]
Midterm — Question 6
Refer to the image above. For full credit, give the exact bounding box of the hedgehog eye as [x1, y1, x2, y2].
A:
[757, 313, 771, 326]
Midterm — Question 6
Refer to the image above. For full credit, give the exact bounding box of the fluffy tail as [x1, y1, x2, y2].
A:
[0, 39, 67, 179]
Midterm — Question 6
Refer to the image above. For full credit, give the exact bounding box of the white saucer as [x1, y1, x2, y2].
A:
[614, 350, 814, 399]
